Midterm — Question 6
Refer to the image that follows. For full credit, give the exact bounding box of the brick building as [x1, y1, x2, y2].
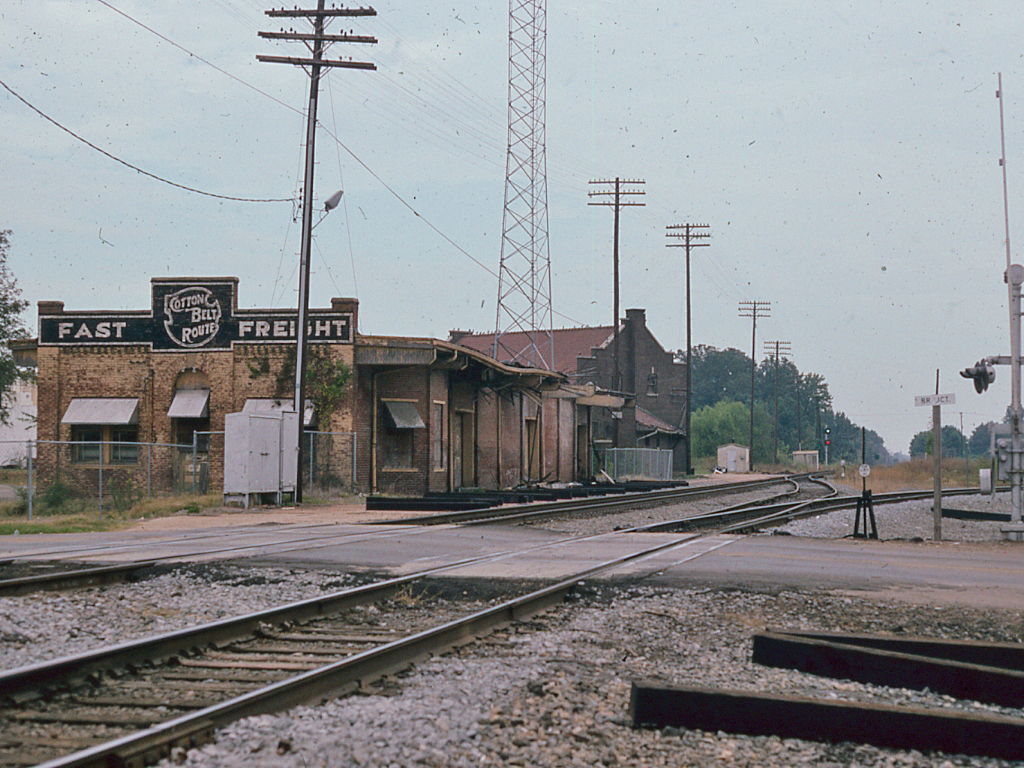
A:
[32, 277, 585, 498]
[449, 308, 687, 468]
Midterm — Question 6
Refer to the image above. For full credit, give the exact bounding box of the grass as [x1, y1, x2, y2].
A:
[0, 492, 225, 534]
[692, 452, 987, 493]
[838, 457, 983, 493]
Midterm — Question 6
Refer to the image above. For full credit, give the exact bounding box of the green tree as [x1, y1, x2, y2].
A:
[968, 422, 994, 457]
[909, 425, 966, 457]
[825, 412, 890, 465]
[690, 400, 773, 461]
[685, 345, 753, 410]
[0, 231, 28, 424]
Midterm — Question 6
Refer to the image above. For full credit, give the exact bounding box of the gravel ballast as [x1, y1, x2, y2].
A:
[2, 490, 1024, 766]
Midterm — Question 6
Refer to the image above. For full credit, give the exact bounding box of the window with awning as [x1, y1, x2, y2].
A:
[383, 400, 425, 429]
[167, 389, 210, 419]
[61, 398, 139, 425]
[61, 398, 140, 464]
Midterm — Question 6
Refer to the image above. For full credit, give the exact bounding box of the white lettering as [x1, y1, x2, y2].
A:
[58, 322, 73, 339]
[255, 321, 270, 338]
[112, 322, 126, 339]
[74, 323, 92, 339]
[239, 321, 254, 337]
[181, 323, 219, 345]
[273, 320, 288, 337]
[95, 322, 110, 339]
[332, 319, 346, 338]
[189, 307, 219, 323]
[314, 319, 330, 337]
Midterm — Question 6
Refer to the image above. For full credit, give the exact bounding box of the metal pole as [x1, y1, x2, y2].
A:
[98, 442, 103, 517]
[147, 443, 152, 499]
[933, 403, 942, 540]
[961, 412, 968, 486]
[352, 431, 357, 489]
[192, 430, 198, 496]
[309, 431, 314, 494]
[26, 441, 32, 520]
[1009, 266, 1024, 525]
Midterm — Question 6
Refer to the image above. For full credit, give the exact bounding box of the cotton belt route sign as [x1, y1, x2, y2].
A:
[915, 393, 956, 407]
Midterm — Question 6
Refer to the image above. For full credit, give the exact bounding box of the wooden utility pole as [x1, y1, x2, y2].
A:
[763, 340, 791, 465]
[588, 178, 645, 407]
[258, 2, 376, 502]
[666, 223, 710, 475]
[738, 301, 770, 471]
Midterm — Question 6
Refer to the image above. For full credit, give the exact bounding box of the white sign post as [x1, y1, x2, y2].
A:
[915, 393, 955, 541]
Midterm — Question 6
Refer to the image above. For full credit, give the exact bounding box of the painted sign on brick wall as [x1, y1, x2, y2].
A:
[39, 278, 353, 350]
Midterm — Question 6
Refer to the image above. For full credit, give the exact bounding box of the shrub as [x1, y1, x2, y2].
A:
[109, 476, 142, 514]
[42, 479, 72, 510]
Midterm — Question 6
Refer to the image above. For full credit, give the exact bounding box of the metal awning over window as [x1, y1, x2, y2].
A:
[61, 398, 140, 425]
[168, 389, 210, 419]
[242, 398, 314, 428]
[383, 401, 425, 429]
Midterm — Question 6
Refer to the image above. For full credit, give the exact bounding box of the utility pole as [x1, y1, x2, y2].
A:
[738, 301, 770, 471]
[763, 340, 791, 465]
[796, 375, 802, 450]
[589, 178, 645, 402]
[666, 223, 710, 476]
[258, 2, 376, 502]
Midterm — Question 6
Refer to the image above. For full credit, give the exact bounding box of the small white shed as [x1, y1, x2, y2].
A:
[792, 450, 819, 470]
[717, 443, 749, 473]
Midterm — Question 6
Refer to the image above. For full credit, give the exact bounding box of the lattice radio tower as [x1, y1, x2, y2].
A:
[492, 0, 553, 370]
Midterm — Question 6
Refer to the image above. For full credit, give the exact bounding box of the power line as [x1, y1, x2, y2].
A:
[81, 0, 588, 324]
[0, 77, 292, 203]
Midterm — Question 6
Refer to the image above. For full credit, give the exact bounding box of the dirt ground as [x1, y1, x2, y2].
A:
[131, 473, 782, 532]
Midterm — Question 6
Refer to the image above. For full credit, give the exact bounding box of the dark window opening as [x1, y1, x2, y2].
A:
[70, 425, 139, 465]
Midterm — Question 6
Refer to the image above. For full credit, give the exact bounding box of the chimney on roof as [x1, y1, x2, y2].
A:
[625, 308, 646, 327]
[448, 329, 471, 344]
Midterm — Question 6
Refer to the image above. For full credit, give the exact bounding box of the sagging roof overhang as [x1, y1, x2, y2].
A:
[355, 336, 565, 391]
[560, 382, 632, 409]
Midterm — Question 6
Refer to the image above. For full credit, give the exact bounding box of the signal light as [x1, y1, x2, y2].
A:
[960, 361, 996, 393]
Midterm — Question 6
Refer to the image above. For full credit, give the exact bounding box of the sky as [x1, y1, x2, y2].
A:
[1, 0, 1023, 456]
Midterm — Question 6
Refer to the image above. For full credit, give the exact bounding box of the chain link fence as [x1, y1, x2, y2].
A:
[598, 447, 673, 481]
[0, 431, 361, 518]
[302, 431, 358, 497]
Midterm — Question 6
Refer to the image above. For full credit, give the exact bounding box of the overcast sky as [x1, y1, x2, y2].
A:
[2, 0, 1022, 456]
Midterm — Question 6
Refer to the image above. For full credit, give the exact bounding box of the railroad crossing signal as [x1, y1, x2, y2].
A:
[824, 427, 830, 446]
[960, 361, 996, 393]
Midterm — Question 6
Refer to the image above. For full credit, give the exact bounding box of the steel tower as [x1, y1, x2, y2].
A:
[492, 0, 553, 370]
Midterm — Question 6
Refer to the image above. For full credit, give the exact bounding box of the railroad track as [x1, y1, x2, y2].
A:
[0, 476, 1003, 765]
[0, 476, 798, 597]
[0, 507, 754, 768]
[0, 475, 983, 597]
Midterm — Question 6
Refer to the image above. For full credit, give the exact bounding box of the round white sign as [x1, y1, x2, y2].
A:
[858, 463, 871, 478]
